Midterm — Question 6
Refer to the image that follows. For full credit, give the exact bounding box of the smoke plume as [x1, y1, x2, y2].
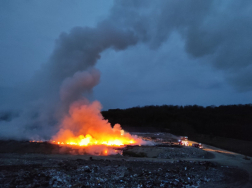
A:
[1, 0, 252, 140]
[0, 17, 138, 139]
[108, 0, 252, 91]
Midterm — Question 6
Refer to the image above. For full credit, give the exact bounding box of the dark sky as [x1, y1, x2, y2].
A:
[1, 0, 252, 111]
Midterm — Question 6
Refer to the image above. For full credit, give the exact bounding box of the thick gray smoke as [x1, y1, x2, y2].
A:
[59, 68, 100, 112]
[109, 0, 252, 91]
[0, 16, 138, 140]
[1, 0, 252, 139]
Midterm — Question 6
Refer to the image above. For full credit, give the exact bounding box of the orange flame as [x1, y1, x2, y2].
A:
[52, 133, 137, 147]
[50, 100, 144, 155]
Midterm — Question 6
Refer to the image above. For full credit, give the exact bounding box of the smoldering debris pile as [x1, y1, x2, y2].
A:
[0, 154, 247, 188]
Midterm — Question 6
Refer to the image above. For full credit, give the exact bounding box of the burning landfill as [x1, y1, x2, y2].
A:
[0, 0, 216, 156]
[0, 17, 149, 155]
[31, 100, 147, 156]
[1, 1, 252, 187]
[49, 100, 146, 155]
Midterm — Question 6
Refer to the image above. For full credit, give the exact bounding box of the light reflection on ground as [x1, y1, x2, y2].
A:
[203, 148, 237, 155]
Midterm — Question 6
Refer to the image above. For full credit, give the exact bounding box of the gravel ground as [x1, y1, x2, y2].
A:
[0, 134, 250, 188]
[157, 147, 214, 159]
[0, 153, 247, 188]
[123, 146, 214, 159]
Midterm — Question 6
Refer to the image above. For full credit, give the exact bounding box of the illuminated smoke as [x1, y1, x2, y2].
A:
[52, 99, 144, 155]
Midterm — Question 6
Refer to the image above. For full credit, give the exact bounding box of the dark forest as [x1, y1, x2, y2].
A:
[102, 104, 252, 142]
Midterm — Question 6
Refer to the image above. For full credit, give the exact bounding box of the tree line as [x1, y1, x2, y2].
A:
[102, 104, 252, 141]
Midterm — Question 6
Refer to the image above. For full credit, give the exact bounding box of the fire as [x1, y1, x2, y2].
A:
[52, 133, 137, 147]
[50, 99, 144, 155]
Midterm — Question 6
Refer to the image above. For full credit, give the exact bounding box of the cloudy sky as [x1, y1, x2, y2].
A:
[1, 0, 252, 111]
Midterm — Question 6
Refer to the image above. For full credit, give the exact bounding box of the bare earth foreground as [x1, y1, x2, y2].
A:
[0, 133, 251, 188]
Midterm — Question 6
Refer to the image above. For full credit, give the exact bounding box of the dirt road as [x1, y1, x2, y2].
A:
[200, 143, 252, 187]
